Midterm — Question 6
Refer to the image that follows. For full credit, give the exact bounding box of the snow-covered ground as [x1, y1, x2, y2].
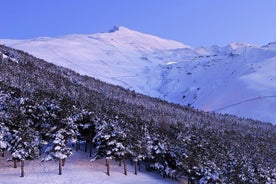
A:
[1, 26, 275, 124]
[0, 150, 178, 184]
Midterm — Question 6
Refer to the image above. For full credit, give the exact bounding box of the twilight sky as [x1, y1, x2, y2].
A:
[1, 0, 276, 47]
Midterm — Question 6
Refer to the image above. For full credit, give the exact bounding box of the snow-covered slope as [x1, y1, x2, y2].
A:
[1, 26, 275, 124]
[0, 149, 177, 184]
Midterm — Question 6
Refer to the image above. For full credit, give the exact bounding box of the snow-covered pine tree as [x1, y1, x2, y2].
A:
[43, 129, 70, 175]
[178, 133, 203, 183]
[72, 110, 96, 154]
[92, 118, 127, 175]
[8, 127, 38, 177]
[125, 123, 153, 175]
[0, 122, 9, 157]
[150, 137, 168, 175]
[0, 91, 12, 157]
[6, 97, 40, 177]
[110, 119, 127, 175]
[43, 116, 78, 175]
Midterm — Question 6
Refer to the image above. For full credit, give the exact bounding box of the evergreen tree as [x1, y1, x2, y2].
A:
[5, 97, 40, 177]
[0, 122, 9, 156]
[43, 117, 77, 175]
[92, 118, 127, 175]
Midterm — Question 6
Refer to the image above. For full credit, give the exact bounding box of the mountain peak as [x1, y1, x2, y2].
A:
[108, 25, 120, 33]
[103, 25, 190, 51]
[108, 25, 135, 33]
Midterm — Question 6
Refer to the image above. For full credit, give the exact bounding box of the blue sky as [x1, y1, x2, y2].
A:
[1, 0, 276, 47]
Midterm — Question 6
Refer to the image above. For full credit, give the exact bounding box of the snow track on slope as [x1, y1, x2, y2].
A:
[213, 95, 276, 112]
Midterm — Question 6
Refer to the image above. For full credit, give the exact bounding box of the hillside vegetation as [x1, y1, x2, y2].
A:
[0, 45, 275, 183]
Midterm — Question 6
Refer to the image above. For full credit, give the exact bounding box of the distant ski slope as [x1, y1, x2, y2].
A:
[1, 26, 276, 124]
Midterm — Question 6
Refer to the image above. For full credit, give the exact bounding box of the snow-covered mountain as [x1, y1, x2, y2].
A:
[1, 26, 275, 124]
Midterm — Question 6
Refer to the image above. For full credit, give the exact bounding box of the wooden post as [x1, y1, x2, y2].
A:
[123, 158, 127, 175]
[78, 141, 81, 151]
[89, 142, 92, 157]
[21, 160, 24, 177]
[14, 160, 17, 168]
[134, 160, 138, 175]
[89, 133, 92, 157]
[85, 141, 87, 152]
[138, 160, 141, 171]
[62, 158, 66, 166]
[59, 158, 62, 175]
[106, 159, 110, 176]
[119, 159, 121, 167]
[76, 141, 78, 151]
[145, 160, 149, 171]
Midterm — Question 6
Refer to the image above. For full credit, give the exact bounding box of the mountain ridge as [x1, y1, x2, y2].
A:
[1, 26, 275, 124]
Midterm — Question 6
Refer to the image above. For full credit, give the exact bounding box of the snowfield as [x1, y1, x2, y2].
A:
[0, 150, 178, 184]
[1, 26, 275, 124]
